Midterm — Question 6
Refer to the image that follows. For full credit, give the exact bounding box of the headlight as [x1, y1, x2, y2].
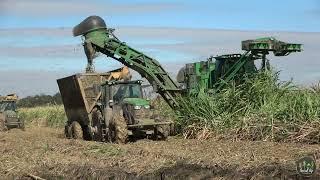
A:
[144, 105, 150, 109]
[134, 105, 141, 110]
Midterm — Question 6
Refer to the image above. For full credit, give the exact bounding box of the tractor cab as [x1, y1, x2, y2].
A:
[100, 80, 170, 141]
[103, 80, 150, 108]
[0, 100, 17, 112]
[111, 81, 145, 104]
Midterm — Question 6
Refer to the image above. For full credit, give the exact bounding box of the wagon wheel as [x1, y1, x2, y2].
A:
[64, 124, 72, 138]
[70, 121, 83, 139]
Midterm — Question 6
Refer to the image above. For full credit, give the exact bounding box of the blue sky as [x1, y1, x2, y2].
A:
[1, 0, 319, 31]
[0, 0, 320, 96]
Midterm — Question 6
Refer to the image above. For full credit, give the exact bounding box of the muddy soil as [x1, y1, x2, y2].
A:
[1, 127, 320, 179]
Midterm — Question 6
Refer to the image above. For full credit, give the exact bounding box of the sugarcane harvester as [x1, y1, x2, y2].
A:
[73, 16, 302, 102]
[64, 16, 302, 143]
[177, 37, 302, 94]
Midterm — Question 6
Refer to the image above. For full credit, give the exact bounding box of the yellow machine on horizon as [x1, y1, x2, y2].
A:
[0, 94, 24, 131]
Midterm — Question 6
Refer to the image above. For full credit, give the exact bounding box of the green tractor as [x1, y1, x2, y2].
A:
[0, 94, 24, 131]
[58, 71, 171, 143]
[98, 80, 171, 142]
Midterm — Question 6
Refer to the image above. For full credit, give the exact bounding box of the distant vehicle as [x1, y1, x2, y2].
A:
[0, 94, 24, 131]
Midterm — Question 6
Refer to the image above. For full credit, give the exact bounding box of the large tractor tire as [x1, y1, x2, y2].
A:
[70, 121, 83, 139]
[169, 123, 176, 136]
[152, 114, 170, 140]
[156, 125, 170, 140]
[113, 112, 128, 144]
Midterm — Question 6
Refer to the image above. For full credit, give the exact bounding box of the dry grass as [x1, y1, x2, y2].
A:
[1, 126, 320, 179]
[18, 105, 66, 127]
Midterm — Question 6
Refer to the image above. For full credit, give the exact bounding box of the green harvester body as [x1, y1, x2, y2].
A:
[73, 16, 303, 109]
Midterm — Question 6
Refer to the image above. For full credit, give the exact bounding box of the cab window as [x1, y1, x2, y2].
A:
[0, 101, 16, 111]
[112, 84, 142, 103]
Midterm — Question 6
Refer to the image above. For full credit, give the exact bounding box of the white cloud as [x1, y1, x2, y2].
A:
[0, 28, 72, 37]
[1, 26, 320, 96]
[0, 70, 67, 97]
[0, 0, 180, 17]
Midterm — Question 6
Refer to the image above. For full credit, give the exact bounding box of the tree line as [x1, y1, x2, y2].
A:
[17, 93, 63, 108]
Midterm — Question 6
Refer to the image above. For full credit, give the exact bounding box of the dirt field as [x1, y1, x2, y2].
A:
[1, 127, 320, 179]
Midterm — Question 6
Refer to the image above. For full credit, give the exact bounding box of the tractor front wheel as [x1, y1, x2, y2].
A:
[156, 125, 170, 140]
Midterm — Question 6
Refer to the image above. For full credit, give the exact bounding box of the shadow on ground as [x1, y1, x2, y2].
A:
[17, 161, 320, 180]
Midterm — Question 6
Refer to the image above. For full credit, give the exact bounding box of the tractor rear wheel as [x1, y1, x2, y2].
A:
[113, 112, 128, 144]
[70, 121, 83, 139]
